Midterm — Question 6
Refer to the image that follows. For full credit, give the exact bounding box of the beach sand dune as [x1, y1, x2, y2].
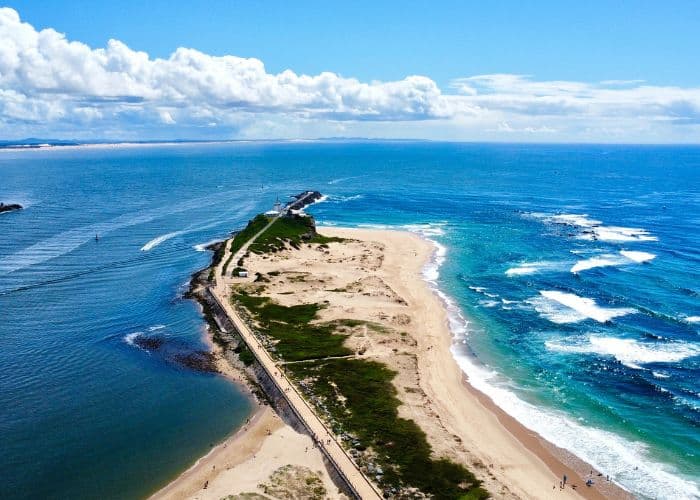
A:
[154, 226, 630, 499]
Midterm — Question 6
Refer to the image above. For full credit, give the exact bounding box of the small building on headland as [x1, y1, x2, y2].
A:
[265, 197, 284, 216]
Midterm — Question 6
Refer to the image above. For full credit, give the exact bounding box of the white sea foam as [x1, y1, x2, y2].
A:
[505, 260, 569, 277]
[309, 194, 329, 205]
[124, 331, 142, 346]
[193, 239, 224, 252]
[452, 347, 700, 499]
[414, 229, 699, 499]
[530, 291, 637, 323]
[530, 212, 658, 243]
[582, 226, 659, 242]
[570, 255, 623, 273]
[546, 213, 602, 227]
[148, 324, 165, 332]
[570, 250, 656, 273]
[479, 300, 499, 308]
[505, 263, 540, 276]
[619, 250, 656, 263]
[402, 222, 447, 237]
[546, 335, 700, 370]
[684, 316, 700, 324]
[329, 194, 363, 202]
[327, 176, 362, 185]
[652, 371, 671, 379]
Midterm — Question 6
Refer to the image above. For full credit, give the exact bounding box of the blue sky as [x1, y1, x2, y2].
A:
[12, 0, 700, 87]
[2, 2, 700, 142]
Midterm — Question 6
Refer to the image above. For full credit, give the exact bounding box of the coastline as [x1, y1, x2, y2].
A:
[154, 224, 630, 499]
[150, 241, 346, 499]
[404, 228, 633, 499]
[322, 227, 629, 499]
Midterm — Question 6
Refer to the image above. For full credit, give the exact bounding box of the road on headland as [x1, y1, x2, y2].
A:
[211, 196, 383, 500]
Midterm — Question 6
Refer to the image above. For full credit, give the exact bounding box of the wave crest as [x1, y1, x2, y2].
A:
[546, 335, 700, 370]
[529, 291, 636, 323]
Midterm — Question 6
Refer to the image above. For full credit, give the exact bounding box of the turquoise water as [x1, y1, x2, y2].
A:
[1, 142, 699, 499]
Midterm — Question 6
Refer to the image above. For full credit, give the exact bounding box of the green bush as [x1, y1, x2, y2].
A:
[290, 359, 488, 499]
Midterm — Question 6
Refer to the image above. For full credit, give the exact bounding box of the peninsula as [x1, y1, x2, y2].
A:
[153, 192, 630, 500]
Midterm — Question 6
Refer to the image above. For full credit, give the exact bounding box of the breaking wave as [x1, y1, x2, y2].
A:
[571, 250, 656, 273]
[545, 335, 700, 370]
[527, 212, 658, 243]
[124, 331, 143, 347]
[505, 260, 569, 277]
[193, 239, 224, 252]
[528, 291, 637, 323]
[415, 233, 700, 499]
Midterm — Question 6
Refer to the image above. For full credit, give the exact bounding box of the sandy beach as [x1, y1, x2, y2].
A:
[154, 225, 630, 499]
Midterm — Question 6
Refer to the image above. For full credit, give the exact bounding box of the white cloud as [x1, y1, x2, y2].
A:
[1, 7, 699, 142]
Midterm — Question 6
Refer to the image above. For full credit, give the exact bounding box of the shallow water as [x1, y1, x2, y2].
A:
[1, 142, 699, 499]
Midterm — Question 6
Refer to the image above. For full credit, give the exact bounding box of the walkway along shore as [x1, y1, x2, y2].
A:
[209, 208, 383, 500]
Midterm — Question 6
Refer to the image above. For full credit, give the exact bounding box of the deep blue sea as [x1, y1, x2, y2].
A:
[1, 142, 698, 499]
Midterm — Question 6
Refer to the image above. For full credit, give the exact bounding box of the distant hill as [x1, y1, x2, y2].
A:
[0, 138, 80, 149]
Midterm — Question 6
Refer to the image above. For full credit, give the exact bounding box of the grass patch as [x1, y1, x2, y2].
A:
[222, 214, 272, 274]
[249, 215, 346, 254]
[330, 318, 391, 334]
[229, 248, 486, 498]
[289, 358, 488, 499]
[233, 292, 351, 361]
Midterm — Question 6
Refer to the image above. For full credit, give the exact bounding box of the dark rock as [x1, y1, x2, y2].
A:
[172, 350, 218, 373]
[0, 203, 22, 214]
[133, 335, 165, 351]
[286, 191, 324, 211]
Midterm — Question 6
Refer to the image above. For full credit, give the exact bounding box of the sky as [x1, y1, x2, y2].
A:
[2, 1, 700, 143]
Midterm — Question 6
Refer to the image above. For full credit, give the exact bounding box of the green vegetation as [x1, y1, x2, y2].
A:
[222, 213, 345, 274]
[249, 214, 345, 254]
[222, 214, 272, 274]
[289, 358, 488, 499]
[234, 343, 256, 366]
[232, 289, 488, 498]
[234, 292, 351, 361]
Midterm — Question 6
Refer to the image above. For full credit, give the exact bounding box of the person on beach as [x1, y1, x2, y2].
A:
[563, 474, 567, 486]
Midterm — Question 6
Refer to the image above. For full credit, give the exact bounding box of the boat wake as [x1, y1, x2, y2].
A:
[141, 230, 187, 251]
[0, 193, 255, 273]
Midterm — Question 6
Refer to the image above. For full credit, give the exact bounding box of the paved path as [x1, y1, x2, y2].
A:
[211, 200, 382, 500]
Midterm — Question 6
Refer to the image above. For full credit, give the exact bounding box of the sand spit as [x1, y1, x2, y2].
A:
[154, 226, 630, 499]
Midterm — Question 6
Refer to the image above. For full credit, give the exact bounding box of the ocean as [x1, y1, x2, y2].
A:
[1, 142, 698, 499]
